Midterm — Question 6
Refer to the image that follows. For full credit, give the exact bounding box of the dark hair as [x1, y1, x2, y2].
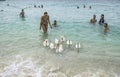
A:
[44, 12, 48, 14]
[104, 23, 108, 27]
[101, 14, 104, 17]
[54, 20, 56, 22]
[22, 9, 24, 11]
[93, 15, 96, 17]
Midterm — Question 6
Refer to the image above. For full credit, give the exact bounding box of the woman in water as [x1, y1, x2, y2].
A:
[40, 12, 52, 34]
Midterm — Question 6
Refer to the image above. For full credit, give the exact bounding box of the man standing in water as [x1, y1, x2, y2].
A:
[40, 12, 52, 34]
[20, 9, 24, 17]
[90, 15, 97, 23]
[99, 14, 105, 25]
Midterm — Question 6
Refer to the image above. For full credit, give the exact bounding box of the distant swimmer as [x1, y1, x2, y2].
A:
[77, 6, 79, 9]
[90, 15, 97, 23]
[0, 10, 4, 12]
[52, 20, 57, 27]
[7, 4, 9, 6]
[41, 4, 43, 8]
[20, 9, 24, 17]
[40, 12, 52, 34]
[89, 6, 91, 9]
[83, 5, 86, 8]
[38, 6, 40, 8]
[104, 23, 109, 32]
[34, 5, 36, 8]
[99, 14, 105, 25]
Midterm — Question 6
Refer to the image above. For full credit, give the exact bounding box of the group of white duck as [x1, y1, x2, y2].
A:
[43, 36, 81, 53]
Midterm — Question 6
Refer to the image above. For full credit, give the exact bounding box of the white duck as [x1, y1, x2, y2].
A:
[56, 44, 63, 53]
[60, 35, 65, 42]
[43, 39, 49, 47]
[75, 42, 81, 48]
[54, 38, 60, 48]
[66, 40, 72, 45]
[55, 38, 59, 44]
[49, 42, 55, 49]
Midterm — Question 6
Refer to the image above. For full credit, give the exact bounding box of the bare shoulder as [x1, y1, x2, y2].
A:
[41, 16, 44, 19]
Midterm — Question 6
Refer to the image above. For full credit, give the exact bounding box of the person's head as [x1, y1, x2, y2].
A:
[44, 12, 48, 16]
[104, 23, 108, 28]
[22, 9, 24, 12]
[93, 15, 96, 19]
[89, 6, 91, 8]
[54, 20, 56, 22]
[34, 5, 36, 7]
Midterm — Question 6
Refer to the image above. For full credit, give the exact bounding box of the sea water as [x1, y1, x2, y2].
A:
[0, 0, 120, 77]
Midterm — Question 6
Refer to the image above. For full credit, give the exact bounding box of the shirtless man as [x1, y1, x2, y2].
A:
[40, 12, 52, 34]
[20, 9, 24, 17]
[90, 15, 97, 23]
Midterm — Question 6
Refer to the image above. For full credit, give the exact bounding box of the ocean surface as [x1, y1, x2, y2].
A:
[0, 0, 120, 77]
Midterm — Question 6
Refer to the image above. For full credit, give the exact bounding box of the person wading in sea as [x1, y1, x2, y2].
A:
[40, 12, 52, 34]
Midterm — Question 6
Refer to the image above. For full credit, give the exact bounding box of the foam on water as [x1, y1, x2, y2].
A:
[0, 55, 120, 77]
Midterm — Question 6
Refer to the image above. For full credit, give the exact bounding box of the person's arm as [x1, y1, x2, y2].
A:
[48, 16, 52, 29]
[40, 16, 43, 30]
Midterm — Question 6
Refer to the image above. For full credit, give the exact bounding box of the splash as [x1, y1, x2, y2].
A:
[0, 55, 119, 77]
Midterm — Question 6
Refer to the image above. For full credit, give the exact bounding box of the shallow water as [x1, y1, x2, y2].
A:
[0, 0, 120, 77]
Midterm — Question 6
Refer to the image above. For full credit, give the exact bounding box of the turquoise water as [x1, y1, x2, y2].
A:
[0, 0, 120, 77]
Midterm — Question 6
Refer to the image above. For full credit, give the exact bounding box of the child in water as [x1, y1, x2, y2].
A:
[52, 20, 57, 27]
[104, 23, 109, 32]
